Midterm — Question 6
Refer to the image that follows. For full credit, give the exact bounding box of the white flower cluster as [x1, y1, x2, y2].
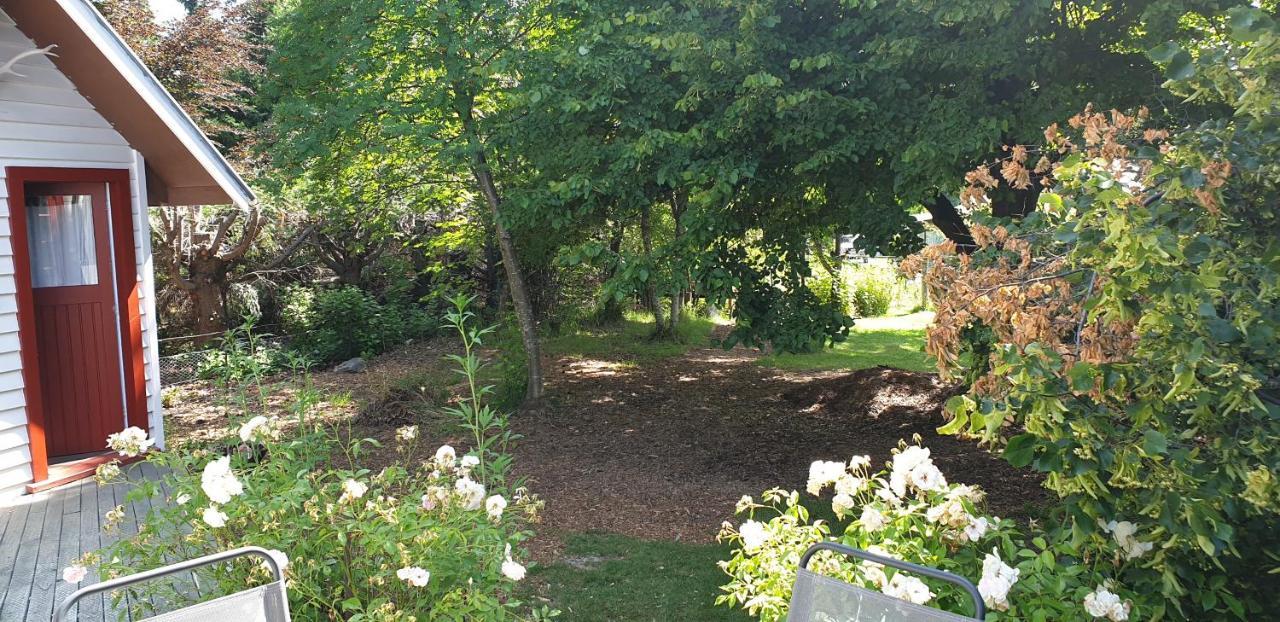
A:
[882, 572, 933, 605]
[1084, 585, 1131, 621]
[201, 457, 244, 504]
[501, 543, 526, 581]
[1100, 520, 1153, 560]
[888, 445, 946, 498]
[806, 455, 871, 519]
[977, 550, 1019, 611]
[738, 520, 767, 551]
[199, 456, 244, 528]
[106, 426, 154, 458]
[237, 416, 279, 443]
[396, 425, 419, 442]
[397, 566, 431, 587]
[340, 479, 369, 504]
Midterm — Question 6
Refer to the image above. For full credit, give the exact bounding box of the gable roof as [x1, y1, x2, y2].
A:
[0, 0, 255, 208]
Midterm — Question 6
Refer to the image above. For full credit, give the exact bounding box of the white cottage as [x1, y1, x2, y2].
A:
[0, 0, 254, 499]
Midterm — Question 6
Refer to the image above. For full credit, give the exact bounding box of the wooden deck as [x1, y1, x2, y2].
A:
[0, 462, 166, 622]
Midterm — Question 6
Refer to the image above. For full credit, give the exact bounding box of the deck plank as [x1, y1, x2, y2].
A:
[76, 478, 107, 622]
[0, 501, 31, 614]
[1, 466, 168, 621]
[1, 483, 60, 620]
[26, 484, 74, 620]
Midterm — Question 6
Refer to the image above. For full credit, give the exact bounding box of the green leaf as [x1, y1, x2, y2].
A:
[1142, 429, 1168, 456]
[1147, 41, 1182, 63]
[1165, 50, 1196, 81]
[1004, 434, 1039, 468]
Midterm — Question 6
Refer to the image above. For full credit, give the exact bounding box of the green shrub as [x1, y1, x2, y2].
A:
[847, 264, 896, 318]
[198, 322, 294, 384]
[906, 17, 1280, 619]
[720, 443, 1126, 620]
[282, 285, 434, 363]
[80, 301, 547, 621]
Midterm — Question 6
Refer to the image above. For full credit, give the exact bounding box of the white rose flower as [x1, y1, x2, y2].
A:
[397, 566, 431, 587]
[831, 493, 856, 518]
[893, 445, 931, 472]
[202, 506, 228, 528]
[1103, 520, 1153, 560]
[238, 416, 270, 443]
[62, 565, 88, 583]
[486, 494, 507, 520]
[455, 478, 486, 510]
[340, 479, 368, 504]
[434, 445, 456, 466]
[175, 493, 192, 505]
[910, 463, 947, 492]
[848, 455, 872, 470]
[106, 426, 154, 458]
[1083, 585, 1130, 621]
[978, 550, 1019, 611]
[395, 425, 419, 442]
[422, 485, 448, 510]
[200, 457, 244, 504]
[834, 474, 867, 497]
[738, 520, 768, 552]
[882, 573, 933, 605]
[963, 516, 990, 542]
[807, 460, 846, 496]
[501, 559, 527, 581]
[859, 505, 889, 532]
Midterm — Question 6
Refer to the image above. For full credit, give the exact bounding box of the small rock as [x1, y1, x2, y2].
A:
[333, 357, 367, 373]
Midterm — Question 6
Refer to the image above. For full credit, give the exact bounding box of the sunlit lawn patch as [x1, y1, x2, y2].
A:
[757, 312, 934, 372]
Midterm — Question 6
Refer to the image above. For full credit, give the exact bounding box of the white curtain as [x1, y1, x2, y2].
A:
[26, 194, 99, 288]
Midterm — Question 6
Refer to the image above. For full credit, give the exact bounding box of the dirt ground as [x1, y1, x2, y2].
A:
[164, 330, 1045, 552]
[512, 341, 1044, 546]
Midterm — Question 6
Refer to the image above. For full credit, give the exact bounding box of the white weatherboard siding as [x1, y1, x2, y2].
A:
[0, 8, 164, 500]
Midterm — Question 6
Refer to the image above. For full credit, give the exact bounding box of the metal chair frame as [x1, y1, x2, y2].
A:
[796, 542, 986, 620]
[54, 546, 289, 622]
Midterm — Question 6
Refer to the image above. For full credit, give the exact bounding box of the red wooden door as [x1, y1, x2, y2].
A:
[23, 182, 126, 457]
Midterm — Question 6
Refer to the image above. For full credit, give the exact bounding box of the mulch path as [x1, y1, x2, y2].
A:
[164, 329, 1046, 555]
[510, 336, 1046, 547]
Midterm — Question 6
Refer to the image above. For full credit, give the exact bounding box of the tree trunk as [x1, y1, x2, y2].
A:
[666, 191, 687, 337]
[595, 222, 626, 324]
[639, 202, 665, 331]
[188, 252, 227, 340]
[468, 142, 543, 404]
[483, 235, 503, 313]
[923, 194, 976, 250]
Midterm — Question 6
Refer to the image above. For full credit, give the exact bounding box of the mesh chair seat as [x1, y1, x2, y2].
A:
[55, 546, 291, 622]
[786, 543, 984, 622]
[143, 581, 289, 622]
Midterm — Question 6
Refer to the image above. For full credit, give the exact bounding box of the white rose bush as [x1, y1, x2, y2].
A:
[79, 297, 548, 621]
[718, 438, 1146, 621]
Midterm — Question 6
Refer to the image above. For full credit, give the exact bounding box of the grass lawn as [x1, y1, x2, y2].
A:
[544, 312, 719, 363]
[757, 311, 935, 372]
[531, 533, 749, 622]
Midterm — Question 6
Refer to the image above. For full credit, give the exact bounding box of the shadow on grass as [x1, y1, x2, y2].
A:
[530, 533, 750, 622]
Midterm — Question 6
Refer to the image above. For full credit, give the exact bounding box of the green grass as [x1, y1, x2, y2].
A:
[757, 311, 935, 372]
[544, 311, 719, 362]
[531, 533, 749, 622]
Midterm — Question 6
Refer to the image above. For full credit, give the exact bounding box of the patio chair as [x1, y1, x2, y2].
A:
[53, 546, 290, 622]
[787, 542, 985, 622]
